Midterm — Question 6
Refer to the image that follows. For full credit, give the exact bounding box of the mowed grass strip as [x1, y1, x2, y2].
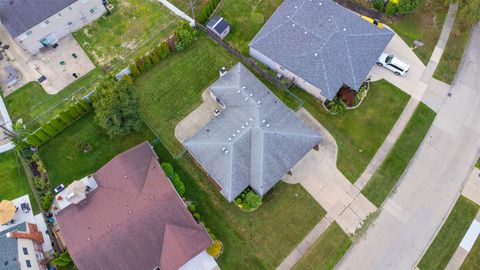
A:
[73, 0, 178, 66]
[215, 0, 284, 54]
[292, 222, 352, 270]
[418, 196, 479, 270]
[475, 157, 480, 168]
[132, 34, 301, 156]
[39, 112, 156, 188]
[0, 150, 40, 214]
[153, 141, 326, 269]
[389, 0, 450, 65]
[5, 68, 102, 129]
[291, 80, 410, 182]
[461, 236, 480, 270]
[362, 102, 436, 206]
[433, 0, 473, 84]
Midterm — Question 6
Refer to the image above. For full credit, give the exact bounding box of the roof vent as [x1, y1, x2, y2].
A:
[343, 28, 347, 31]
[327, 18, 332, 22]
[249, 93, 253, 97]
[241, 125, 245, 129]
[245, 97, 249, 101]
[262, 119, 266, 123]
[266, 124, 271, 127]
[257, 100, 262, 104]
[319, 2, 323, 6]
[221, 146, 227, 151]
[237, 90, 241, 94]
[228, 137, 232, 141]
[245, 121, 249, 125]
[292, 24, 296, 27]
[249, 118, 254, 122]
[237, 130, 240, 133]
[314, 53, 318, 56]
[224, 150, 229, 154]
[232, 134, 236, 137]
[242, 86, 246, 89]
[219, 67, 227, 77]
[304, 31, 308, 35]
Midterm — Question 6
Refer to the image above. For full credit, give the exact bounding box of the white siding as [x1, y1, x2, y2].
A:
[17, 239, 41, 270]
[14, 0, 106, 54]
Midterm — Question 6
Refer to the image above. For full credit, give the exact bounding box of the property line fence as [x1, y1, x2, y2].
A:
[333, 0, 384, 19]
[143, 118, 188, 160]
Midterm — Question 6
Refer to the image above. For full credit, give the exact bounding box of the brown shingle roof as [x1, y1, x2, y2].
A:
[55, 142, 212, 270]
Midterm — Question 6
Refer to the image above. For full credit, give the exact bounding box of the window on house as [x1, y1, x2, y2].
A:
[25, 30, 32, 36]
[56, 13, 62, 18]
[65, 21, 73, 29]
[22, 248, 28, 255]
[90, 6, 99, 14]
[40, 20, 50, 27]
[25, 260, 31, 268]
[81, 0, 89, 3]
[35, 253, 44, 260]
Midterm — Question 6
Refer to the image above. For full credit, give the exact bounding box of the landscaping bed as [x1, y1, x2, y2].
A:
[418, 196, 479, 270]
[291, 79, 410, 182]
[388, 0, 450, 65]
[0, 150, 40, 214]
[362, 102, 436, 207]
[72, 0, 179, 67]
[292, 222, 352, 270]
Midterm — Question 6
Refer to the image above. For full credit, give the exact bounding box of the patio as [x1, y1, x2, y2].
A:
[0, 23, 95, 95]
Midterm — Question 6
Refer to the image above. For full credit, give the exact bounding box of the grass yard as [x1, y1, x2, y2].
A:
[5, 68, 102, 130]
[433, 1, 472, 84]
[418, 196, 479, 270]
[132, 34, 301, 156]
[389, 0, 450, 65]
[461, 236, 480, 270]
[39, 113, 156, 188]
[291, 80, 410, 182]
[215, 0, 283, 54]
[153, 141, 326, 269]
[292, 222, 352, 270]
[362, 103, 436, 206]
[476, 157, 480, 168]
[0, 150, 40, 214]
[73, 0, 179, 66]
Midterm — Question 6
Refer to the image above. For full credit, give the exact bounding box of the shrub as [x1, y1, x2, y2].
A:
[397, 0, 421, 14]
[51, 252, 73, 267]
[41, 192, 53, 210]
[58, 111, 73, 124]
[33, 177, 49, 193]
[171, 173, 186, 196]
[42, 123, 58, 136]
[193, 213, 200, 221]
[161, 162, 175, 178]
[144, 55, 153, 69]
[66, 106, 80, 119]
[74, 101, 87, 113]
[149, 50, 160, 64]
[207, 240, 223, 257]
[386, 2, 398, 16]
[328, 96, 347, 115]
[158, 42, 171, 59]
[78, 99, 92, 111]
[32, 129, 50, 142]
[187, 203, 195, 213]
[135, 57, 146, 72]
[373, 0, 385, 11]
[130, 63, 140, 77]
[50, 118, 66, 130]
[244, 191, 262, 209]
[26, 135, 42, 147]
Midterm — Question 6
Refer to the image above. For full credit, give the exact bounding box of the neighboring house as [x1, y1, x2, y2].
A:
[0, 0, 106, 54]
[54, 142, 217, 270]
[207, 16, 231, 40]
[0, 195, 53, 270]
[249, 0, 393, 101]
[184, 63, 322, 202]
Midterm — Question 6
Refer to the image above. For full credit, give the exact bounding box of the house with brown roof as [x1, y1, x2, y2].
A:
[54, 142, 217, 270]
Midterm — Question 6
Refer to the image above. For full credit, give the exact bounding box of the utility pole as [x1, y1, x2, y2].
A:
[0, 124, 18, 140]
[189, 0, 195, 21]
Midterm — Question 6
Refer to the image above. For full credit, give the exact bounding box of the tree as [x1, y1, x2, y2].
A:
[92, 79, 142, 138]
[385, 2, 398, 16]
[373, 0, 385, 11]
[51, 251, 74, 267]
[397, 0, 421, 14]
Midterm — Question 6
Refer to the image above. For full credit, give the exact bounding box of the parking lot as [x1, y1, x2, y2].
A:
[0, 23, 95, 95]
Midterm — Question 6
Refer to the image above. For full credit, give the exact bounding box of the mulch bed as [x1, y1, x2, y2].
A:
[338, 85, 357, 107]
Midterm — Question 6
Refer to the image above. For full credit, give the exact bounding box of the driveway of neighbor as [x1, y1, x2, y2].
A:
[175, 90, 223, 143]
[336, 24, 480, 270]
[284, 108, 376, 235]
[0, 23, 95, 95]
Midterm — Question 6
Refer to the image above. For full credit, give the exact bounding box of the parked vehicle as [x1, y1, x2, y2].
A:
[54, 184, 65, 194]
[377, 53, 410, 76]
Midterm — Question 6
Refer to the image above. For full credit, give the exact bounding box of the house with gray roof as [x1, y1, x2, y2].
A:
[184, 63, 322, 202]
[249, 0, 393, 101]
[0, 0, 106, 54]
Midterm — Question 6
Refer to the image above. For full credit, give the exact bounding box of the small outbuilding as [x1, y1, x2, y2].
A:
[207, 16, 231, 40]
[4, 65, 19, 87]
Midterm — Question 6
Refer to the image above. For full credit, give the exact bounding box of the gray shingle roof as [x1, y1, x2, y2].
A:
[185, 63, 322, 202]
[249, 0, 393, 100]
[207, 16, 230, 35]
[0, 0, 76, 37]
[0, 222, 26, 270]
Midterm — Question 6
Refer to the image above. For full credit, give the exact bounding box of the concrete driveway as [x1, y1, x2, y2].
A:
[284, 108, 376, 235]
[0, 23, 95, 95]
[369, 27, 427, 100]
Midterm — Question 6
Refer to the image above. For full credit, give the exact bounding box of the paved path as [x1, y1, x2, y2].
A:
[336, 23, 480, 270]
[462, 167, 480, 206]
[356, 2, 458, 189]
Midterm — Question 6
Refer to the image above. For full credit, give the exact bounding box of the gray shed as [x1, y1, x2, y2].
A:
[207, 16, 231, 40]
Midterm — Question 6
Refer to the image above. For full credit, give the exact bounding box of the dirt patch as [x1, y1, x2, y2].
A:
[121, 39, 137, 50]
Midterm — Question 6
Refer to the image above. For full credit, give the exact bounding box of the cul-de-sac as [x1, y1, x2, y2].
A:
[0, 0, 479, 269]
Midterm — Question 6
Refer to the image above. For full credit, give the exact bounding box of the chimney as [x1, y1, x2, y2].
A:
[219, 67, 227, 77]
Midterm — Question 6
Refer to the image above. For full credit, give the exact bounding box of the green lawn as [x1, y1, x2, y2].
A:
[433, 1, 472, 84]
[5, 68, 102, 130]
[476, 157, 480, 168]
[292, 222, 352, 270]
[132, 34, 300, 156]
[389, 0, 450, 65]
[362, 103, 436, 206]
[0, 150, 40, 214]
[73, 0, 179, 67]
[291, 80, 410, 182]
[39, 112, 156, 188]
[461, 236, 480, 270]
[215, 0, 283, 54]
[418, 196, 479, 270]
[153, 141, 326, 269]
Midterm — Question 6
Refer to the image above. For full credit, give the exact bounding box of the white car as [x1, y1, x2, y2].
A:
[377, 53, 410, 76]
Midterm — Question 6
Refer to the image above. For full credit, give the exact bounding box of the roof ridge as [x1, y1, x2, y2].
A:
[342, 34, 358, 88]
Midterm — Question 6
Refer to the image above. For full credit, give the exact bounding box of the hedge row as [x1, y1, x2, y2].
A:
[197, 0, 221, 24]
[161, 162, 186, 196]
[26, 99, 92, 147]
[128, 22, 196, 79]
